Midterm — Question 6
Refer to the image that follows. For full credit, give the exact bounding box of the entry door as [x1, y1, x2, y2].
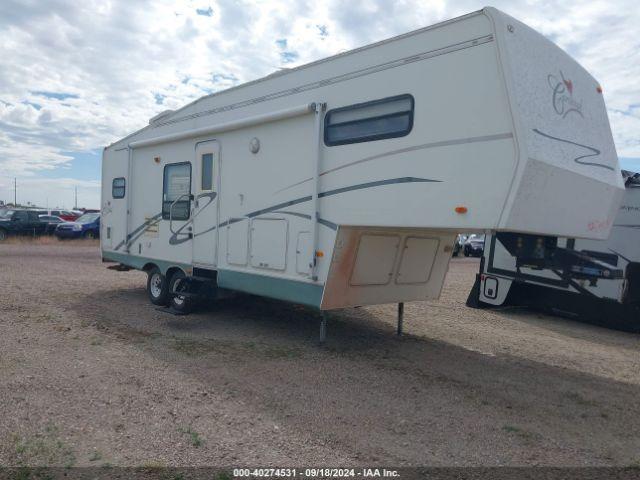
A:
[192, 141, 220, 267]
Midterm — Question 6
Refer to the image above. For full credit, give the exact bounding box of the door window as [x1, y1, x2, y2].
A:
[112, 177, 126, 198]
[201, 153, 214, 191]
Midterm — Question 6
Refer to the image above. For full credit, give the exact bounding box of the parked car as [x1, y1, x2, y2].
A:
[36, 209, 80, 222]
[55, 213, 100, 239]
[38, 215, 65, 234]
[0, 209, 48, 241]
[464, 234, 485, 257]
[453, 234, 468, 257]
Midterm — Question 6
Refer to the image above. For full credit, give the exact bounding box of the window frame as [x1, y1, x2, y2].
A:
[324, 94, 415, 147]
[161, 162, 192, 221]
[112, 177, 126, 199]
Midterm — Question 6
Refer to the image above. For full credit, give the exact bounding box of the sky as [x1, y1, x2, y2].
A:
[0, 0, 638, 208]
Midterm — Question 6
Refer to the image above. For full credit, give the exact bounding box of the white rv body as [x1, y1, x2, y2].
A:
[475, 172, 640, 329]
[101, 7, 623, 311]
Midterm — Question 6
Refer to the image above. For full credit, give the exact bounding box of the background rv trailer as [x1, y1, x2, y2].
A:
[101, 7, 623, 337]
[469, 171, 640, 332]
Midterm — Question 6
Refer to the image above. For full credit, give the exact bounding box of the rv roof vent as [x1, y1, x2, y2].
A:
[149, 110, 174, 125]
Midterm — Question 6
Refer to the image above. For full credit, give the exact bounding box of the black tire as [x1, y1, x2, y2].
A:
[147, 267, 169, 306]
[464, 248, 469, 257]
[0, 229, 6, 242]
[83, 230, 97, 239]
[169, 270, 194, 313]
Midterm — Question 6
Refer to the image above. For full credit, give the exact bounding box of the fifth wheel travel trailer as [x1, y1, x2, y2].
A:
[101, 7, 624, 341]
[467, 171, 640, 332]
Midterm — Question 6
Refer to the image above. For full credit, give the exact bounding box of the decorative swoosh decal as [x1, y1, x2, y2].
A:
[219, 176, 439, 229]
[276, 132, 512, 194]
[168, 191, 217, 245]
[117, 176, 438, 250]
[532, 128, 613, 171]
[113, 213, 162, 251]
[271, 210, 338, 231]
[115, 192, 216, 250]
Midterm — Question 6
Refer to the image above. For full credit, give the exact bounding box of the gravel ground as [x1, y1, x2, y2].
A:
[1, 241, 639, 468]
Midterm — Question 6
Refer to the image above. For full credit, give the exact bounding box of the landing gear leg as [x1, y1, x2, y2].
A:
[397, 302, 404, 336]
[319, 312, 327, 344]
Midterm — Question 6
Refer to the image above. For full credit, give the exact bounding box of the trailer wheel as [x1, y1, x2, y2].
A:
[147, 267, 169, 306]
[169, 270, 194, 313]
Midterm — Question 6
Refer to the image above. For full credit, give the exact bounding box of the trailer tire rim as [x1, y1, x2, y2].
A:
[173, 278, 186, 306]
[174, 295, 185, 306]
[150, 273, 164, 298]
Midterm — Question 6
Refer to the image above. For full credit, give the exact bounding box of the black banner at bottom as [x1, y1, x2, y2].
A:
[1, 467, 640, 480]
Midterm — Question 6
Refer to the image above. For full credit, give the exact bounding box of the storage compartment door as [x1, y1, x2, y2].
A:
[350, 234, 400, 286]
[396, 237, 439, 284]
[250, 218, 288, 270]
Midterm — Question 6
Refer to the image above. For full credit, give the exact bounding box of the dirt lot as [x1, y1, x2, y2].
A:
[1, 241, 639, 468]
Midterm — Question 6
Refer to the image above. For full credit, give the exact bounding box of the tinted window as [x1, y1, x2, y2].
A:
[324, 94, 414, 146]
[112, 177, 126, 199]
[76, 213, 99, 224]
[14, 211, 28, 221]
[201, 153, 214, 191]
[28, 211, 39, 221]
[162, 163, 191, 220]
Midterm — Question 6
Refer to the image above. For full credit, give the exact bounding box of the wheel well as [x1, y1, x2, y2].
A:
[165, 266, 185, 282]
[142, 264, 185, 281]
[142, 263, 158, 273]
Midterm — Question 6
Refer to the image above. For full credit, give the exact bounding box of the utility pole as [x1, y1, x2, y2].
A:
[74, 186, 78, 209]
[14, 178, 16, 206]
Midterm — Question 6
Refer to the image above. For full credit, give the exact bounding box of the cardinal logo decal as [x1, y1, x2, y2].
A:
[548, 70, 583, 118]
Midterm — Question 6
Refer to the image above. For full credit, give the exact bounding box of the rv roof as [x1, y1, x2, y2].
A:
[108, 7, 485, 149]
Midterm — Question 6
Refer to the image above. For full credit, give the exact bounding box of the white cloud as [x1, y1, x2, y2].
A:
[0, 0, 638, 207]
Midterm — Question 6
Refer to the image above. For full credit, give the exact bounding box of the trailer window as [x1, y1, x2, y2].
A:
[324, 94, 414, 146]
[112, 178, 126, 199]
[201, 153, 214, 191]
[162, 163, 191, 221]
